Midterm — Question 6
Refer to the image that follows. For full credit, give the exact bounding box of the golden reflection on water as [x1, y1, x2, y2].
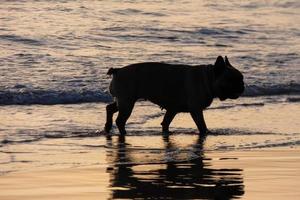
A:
[106, 134, 244, 199]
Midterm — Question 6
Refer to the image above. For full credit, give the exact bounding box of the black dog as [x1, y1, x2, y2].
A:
[104, 56, 244, 135]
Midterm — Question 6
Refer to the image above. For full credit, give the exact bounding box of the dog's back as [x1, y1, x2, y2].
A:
[108, 62, 213, 111]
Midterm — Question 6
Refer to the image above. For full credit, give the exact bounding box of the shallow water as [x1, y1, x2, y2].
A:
[0, 100, 299, 176]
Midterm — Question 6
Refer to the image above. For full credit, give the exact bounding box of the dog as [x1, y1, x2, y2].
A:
[104, 56, 244, 135]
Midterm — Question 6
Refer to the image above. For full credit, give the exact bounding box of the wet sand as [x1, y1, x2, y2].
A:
[0, 101, 300, 199]
[1, 146, 299, 200]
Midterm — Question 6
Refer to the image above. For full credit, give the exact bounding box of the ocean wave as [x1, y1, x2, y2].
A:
[0, 130, 103, 146]
[0, 34, 43, 46]
[240, 140, 300, 149]
[113, 8, 166, 17]
[243, 83, 300, 97]
[2, 128, 299, 152]
[0, 83, 299, 105]
[0, 89, 112, 105]
[100, 26, 250, 44]
[196, 28, 248, 36]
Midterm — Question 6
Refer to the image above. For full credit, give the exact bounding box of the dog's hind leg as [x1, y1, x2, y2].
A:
[104, 102, 118, 133]
[115, 100, 135, 135]
[190, 110, 207, 135]
[161, 110, 177, 133]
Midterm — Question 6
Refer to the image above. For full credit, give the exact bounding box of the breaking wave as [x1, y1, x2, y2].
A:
[0, 83, 299, 105]
[243, 83, 300, 97]
[0, 89, 112, 105]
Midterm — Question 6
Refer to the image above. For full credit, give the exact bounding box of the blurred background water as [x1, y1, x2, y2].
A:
[0, 0, 299, 105]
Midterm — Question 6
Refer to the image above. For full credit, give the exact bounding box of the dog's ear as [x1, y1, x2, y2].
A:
[225, 56, 233, 67]
[214, 56, 226, 76]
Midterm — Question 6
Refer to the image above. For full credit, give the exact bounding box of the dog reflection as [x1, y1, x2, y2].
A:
[106, 135, 244, 199]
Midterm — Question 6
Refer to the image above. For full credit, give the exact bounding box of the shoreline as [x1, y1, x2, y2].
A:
[1, 100, 300, 199]
[1, 147, 299, 199]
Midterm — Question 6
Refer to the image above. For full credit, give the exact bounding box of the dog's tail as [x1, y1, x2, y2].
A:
[107, 68, 120, 75]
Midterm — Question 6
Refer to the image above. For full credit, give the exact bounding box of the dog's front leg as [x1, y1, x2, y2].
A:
[161, 110, 177, 133]
[115, 100, 135, 135]
[190, 110, 207, 135]
[104, 102, 119, 133]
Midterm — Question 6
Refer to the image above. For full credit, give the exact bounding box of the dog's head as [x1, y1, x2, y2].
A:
[213, 56, 244, 101]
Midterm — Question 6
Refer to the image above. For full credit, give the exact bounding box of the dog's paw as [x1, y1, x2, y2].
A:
[96, 129, 112, 136]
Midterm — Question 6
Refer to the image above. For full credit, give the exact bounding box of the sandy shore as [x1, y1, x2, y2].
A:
[1, 101, 300, 199]
[1, 145, 299, 199]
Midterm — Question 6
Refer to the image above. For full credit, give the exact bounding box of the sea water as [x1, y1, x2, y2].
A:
[0, 0, 299, 174]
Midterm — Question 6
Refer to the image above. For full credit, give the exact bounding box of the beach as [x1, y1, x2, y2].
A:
[1, 149, 300, 200]
[1, 100, 300, 199]
[1, 0, 300, 199]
